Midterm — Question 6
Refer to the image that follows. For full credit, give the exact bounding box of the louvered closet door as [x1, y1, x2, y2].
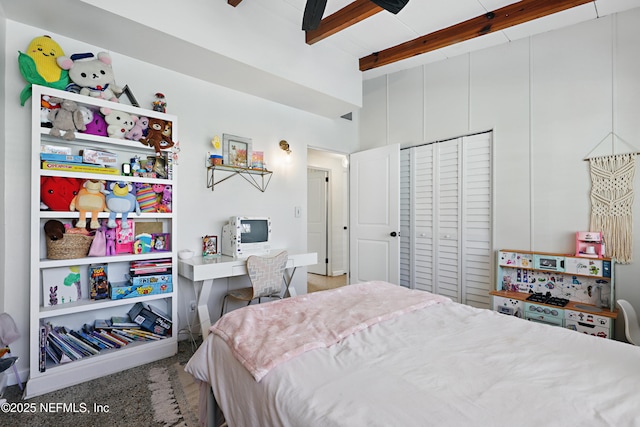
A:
[399, 132, 492, 308]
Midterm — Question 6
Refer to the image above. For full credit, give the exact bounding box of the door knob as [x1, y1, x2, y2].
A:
[390, 231, 398, 237]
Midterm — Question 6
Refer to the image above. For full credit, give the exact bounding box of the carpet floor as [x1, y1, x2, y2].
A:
[1, 338, 202, 427]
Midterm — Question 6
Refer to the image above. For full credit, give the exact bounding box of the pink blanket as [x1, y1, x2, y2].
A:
[210, 281, 450, 381]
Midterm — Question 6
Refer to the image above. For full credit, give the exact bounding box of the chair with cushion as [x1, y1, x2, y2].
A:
[220, 251, 288, 317]
[617, 299, 640, 346]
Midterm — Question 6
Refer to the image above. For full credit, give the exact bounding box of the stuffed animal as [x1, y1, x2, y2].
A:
[57, 52, 123, 102]
[40, 96, 60, 128]
[44, 219, 66, 241]
[69, 179, 106, 229]
[125, 116, 148, 141]
[139, 117, 174, 156]
[100, 107, 137, 139]
[134, 182, 157, 213]
[18, 35, 69, 105]
[84, 110, 108, 136]
[40, 176, 83, 211]
[160, 185, 172, 213]
[104, 227, 117, 256]
[104, 181, 140, 228]
[48, 97, 86, 140]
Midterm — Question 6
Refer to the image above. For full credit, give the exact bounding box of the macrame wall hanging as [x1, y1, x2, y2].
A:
[588, 153, 636, 264]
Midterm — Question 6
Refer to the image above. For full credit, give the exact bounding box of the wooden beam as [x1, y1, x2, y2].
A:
[359, 0, 593, 71]
[228, 0, 242, 6]
[306, 0, 383, 45]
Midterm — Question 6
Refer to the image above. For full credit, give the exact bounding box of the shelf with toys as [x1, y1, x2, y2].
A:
[26, 84, 179, 398]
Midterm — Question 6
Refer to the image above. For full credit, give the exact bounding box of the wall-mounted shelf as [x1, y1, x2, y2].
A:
[206, 165, 273, 192]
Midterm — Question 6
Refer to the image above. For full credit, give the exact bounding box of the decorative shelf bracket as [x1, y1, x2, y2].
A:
[207, 165, 273, 192]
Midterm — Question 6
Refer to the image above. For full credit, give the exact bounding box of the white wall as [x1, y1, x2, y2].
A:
[360, 9, 640, 335]
[0, 20, 358, 382]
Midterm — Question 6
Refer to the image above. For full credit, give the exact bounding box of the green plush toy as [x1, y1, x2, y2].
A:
[18, 35, 70, 106]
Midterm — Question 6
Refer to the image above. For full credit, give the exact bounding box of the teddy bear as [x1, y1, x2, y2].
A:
[57, 52, 123, 102]
[69, 179, 106, 229]
[125, 116, 149, 141]
[48, 97, 86, 140]
[40, 176, 83, 211]
[139, 117, 174, 156]
[99, 107, 137, 139]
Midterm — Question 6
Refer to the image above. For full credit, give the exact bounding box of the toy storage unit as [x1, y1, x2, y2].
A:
[490, 249, 617, 339]
[26, 85, 178, 398]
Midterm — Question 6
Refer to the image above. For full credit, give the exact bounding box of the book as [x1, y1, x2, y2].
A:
[39, 323, 47, 372]
[41, 160, 121, 175]
[115, 219, 135, 254]
[133, 233, 153, 254]
[42, 266, 82, 306]
[88, 264, 109, 300]
[110, 316, 139, 328]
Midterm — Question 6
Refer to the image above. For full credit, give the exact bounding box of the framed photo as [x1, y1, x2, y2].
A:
[202, 235, 218, 257]
[222, 134, 252, 168]
[151, 233, 171, 252]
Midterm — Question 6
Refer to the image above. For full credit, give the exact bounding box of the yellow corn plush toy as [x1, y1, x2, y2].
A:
[18, 35, 69, 106]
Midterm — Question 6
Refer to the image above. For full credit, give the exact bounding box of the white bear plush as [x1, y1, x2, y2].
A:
[100, 107, 138, 139]
[57, 52, 123, 102]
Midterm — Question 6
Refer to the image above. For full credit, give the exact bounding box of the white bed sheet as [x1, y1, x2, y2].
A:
[186, 298, 640, 427]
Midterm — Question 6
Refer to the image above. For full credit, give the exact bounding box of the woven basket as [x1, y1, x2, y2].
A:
[46, 234, 94, 260]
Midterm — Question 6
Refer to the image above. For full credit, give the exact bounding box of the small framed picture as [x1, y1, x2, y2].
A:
[151, 233, 171, 252]
[202, 235, 218, 257]
[222, 134, 252, 168]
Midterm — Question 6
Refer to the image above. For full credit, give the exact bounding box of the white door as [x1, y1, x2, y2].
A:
[399, 132, 492, 308]
[307, 168, 328, 275]
[349, 144, 400, 284]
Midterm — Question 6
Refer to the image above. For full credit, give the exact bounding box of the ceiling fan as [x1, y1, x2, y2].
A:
[302, 0, 409, 31]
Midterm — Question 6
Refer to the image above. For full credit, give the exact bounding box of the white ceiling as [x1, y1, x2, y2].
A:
[2, 0, 639, 117]
[271, 0, 640, 79]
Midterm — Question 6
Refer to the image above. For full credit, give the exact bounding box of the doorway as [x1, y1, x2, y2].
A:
[307, 148, 349, 290]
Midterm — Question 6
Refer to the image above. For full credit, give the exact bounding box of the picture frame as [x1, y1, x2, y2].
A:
[151, 233, 171, 252]
[202, 235, 218, 257]
[222, 134, 252, 168]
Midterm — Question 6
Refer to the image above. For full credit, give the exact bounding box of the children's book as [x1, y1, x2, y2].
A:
[115, 219, 135, 254]
[42, 266, 82, 306]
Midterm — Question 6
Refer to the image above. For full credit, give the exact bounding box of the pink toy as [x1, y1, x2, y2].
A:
[125, 116, 149, 141]
[105, 227, 117, 256]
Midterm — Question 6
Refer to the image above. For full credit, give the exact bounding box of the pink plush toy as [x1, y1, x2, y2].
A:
[125, 116, 149, 141]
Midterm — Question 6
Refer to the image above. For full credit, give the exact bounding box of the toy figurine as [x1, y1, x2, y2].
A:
[152, 92, 166, 113]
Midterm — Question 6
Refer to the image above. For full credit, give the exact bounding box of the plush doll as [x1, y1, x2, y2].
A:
[160, 185, 172, 213]
[40, 96, 60, 128]
[104, 181, 140, 228]
[57, 52, 123, 102]
[48, 97, 86, 140]
[104, 227, 117, 256]
[100, 107, 137, 139]
[76, 105, 94, 128]
[40, 176, 83, 211]
[125, 116, 148, 141]
[134, 182, 157, 213]
[44, 219, 66, 241]
[83, 110, 108, 136]
[18, 35, 69, 105]
[139, 117, 174, 156]
[69, 179, 106, 229]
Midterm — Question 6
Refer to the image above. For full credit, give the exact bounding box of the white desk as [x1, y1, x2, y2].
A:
[178, 251, 317, 337]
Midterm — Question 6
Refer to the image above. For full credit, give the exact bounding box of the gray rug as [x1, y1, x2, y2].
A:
[1, 338, 201, 427]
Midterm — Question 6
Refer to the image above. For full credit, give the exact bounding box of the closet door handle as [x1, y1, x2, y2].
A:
[390, 231, 399, 237]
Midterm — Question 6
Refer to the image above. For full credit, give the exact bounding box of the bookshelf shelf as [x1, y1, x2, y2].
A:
[206, 164, 273, 192]
[26, 85, 179, 398]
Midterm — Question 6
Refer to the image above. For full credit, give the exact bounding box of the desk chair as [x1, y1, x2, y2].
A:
[617, 299, 640, 346]
[220, 251, 288, 317]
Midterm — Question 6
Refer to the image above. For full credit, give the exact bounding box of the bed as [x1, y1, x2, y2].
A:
[185, 281, 640, 427]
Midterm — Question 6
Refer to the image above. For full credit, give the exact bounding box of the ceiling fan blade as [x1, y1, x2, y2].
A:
[302, 0, 328, 31]
[370, 0, 409, 14]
